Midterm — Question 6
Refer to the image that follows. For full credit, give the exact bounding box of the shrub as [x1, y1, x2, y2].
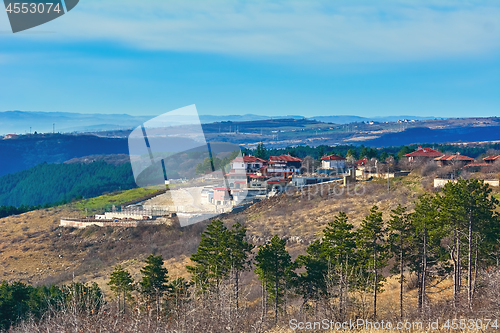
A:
[421, 161, 437, 177]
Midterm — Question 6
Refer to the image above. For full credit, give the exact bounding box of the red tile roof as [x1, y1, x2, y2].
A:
[269, 155, 303, 162]
[434, 154, 475, 162]
[232, 155, 267, 163]
[484, 154, 500, 162]
[404, 146, 443, 158]
[321, 154, 346, 161]
[356, 157, 368, 165]
[214, 187, 230, 191]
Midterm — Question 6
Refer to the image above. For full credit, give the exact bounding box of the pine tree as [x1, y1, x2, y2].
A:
[356, 205, 387, 319]
[187, 219, 230, 292]
[438, 179, 499, 309]
[255, 142, 267, 159]
[410, 194, 447, 312]
[322, 211, 357, 317]
[226, 222, 254, 310]
[168, 277, 191, 310]
[140, 254, 170, 316]
[461, 180, 498, 309]
[296, 213, 357, 317]
[346, 149, 357, 160]
[108, 265, 134, 314]
[437, 182, 465, 308]
[255, 235, 295, 322]
[397, 146, 412, 161]
[296, 240, 328, 309]
[387, 204, 412, 318]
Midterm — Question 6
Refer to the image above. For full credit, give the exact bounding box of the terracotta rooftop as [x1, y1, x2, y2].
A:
[268, 155, 303, 162]
[484, 154, 500, 162]
[232, 155, 267, 163]
[321, 154, 346, 161]
[404, 146, 443, 158]
[356, 157, 368, 165]
[434, 154, 475, 161]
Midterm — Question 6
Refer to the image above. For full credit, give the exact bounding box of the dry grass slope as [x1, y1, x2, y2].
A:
[1, 175, 497, 310]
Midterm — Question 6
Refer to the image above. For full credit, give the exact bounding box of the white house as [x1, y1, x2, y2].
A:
[321, 154, 346, 170]
[230, 155, 267, 172]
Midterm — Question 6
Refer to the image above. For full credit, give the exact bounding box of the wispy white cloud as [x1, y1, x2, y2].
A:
[8, 0, 500, 63]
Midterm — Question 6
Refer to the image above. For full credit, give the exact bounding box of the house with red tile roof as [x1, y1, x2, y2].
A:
[321, 154, 346, 171]
[461, 154, 500, 172]
[231, 155, 267, 173]
[265, 154, 303, 176]
[483, 154, 500, 164]
[464, 162, 491, 173]
[434, 153, 475, 167]
[356, 157, 368, 167]
[403, 146, 444, 162]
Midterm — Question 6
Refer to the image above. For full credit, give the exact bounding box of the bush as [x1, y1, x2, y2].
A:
[421, 161, 437, 177]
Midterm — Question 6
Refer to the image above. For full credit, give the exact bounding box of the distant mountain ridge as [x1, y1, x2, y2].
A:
[365, 126, 500, 147]
[0, 111, 153, 135]
[199, 114, 306, 123]
[0, 110, 438, 135]
[310, 115, 437, 124]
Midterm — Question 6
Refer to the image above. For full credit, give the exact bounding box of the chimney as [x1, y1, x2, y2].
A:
[418, 146, 422, 150]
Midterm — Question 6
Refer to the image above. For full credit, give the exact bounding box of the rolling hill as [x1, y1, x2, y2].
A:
[0, 161, 137, 207]
[0, 134, 129, 177]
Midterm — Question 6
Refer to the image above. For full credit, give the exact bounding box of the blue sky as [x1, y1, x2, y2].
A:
[0, 0, 499, 118]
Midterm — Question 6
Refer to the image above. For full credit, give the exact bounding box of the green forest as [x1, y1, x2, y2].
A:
[0, 205, 39, 219]
[0, 161, 137, 208]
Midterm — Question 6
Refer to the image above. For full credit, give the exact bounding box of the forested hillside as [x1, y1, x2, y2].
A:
[0, 161, 136, 207]
[0, 134, 128, 177]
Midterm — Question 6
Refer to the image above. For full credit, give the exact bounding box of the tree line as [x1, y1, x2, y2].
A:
[245, 142, 500, 161]
[0, 205, 38, 219]
[0, 281, 102, 331]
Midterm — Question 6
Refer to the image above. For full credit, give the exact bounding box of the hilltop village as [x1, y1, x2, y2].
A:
[60, 147, 500, 228]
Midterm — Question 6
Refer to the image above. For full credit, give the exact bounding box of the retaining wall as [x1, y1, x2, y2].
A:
[434, 178, 499, 188]
[60, 218, 166, 229]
